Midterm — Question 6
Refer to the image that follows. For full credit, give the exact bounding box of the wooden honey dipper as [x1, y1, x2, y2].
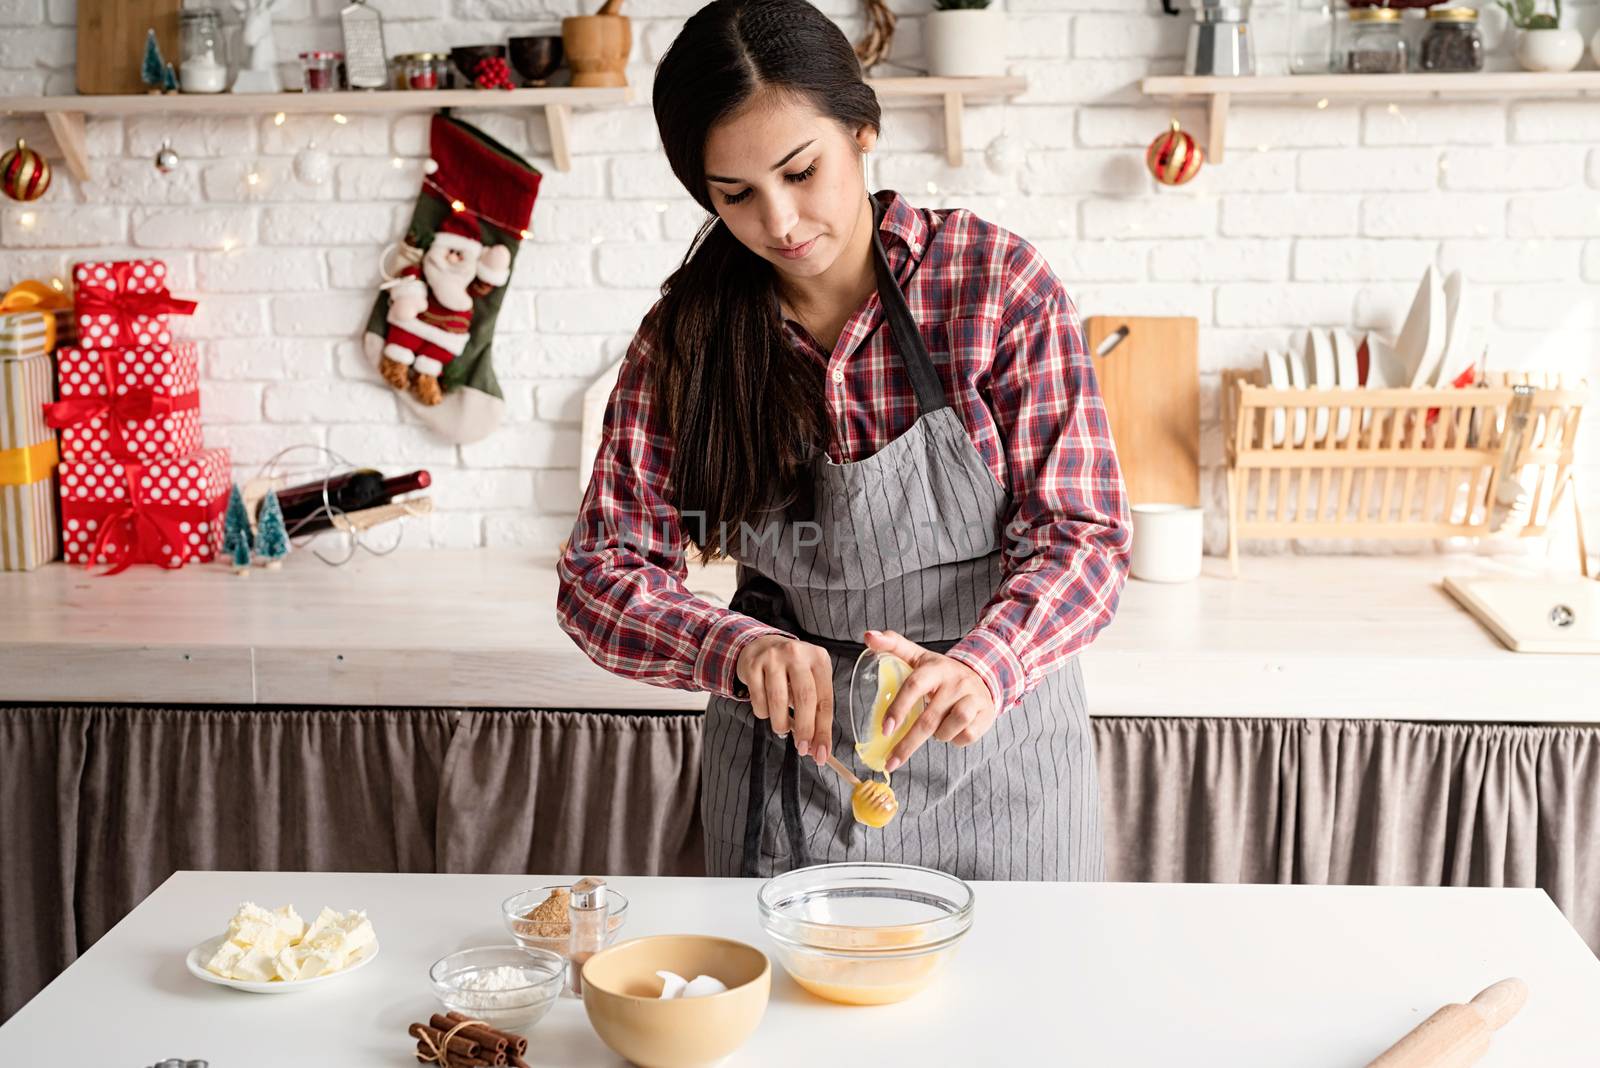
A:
[823, 754, 899, 828]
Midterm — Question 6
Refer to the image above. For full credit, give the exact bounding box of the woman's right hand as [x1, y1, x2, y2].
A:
[735, 634, 834, 768]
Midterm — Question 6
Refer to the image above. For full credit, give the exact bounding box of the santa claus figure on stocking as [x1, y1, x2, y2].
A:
[378, 212, 512, 406]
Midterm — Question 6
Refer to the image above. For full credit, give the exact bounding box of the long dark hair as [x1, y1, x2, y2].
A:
[651, 0, 880, 559]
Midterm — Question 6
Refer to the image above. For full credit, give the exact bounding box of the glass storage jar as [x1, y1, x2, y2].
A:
[178, 9, 228, 93]
[299, 50, 341, 91]
[397, 52, 445, 89]
[1345, 6, 1406, 73]
[1417, 7, 1483, 72]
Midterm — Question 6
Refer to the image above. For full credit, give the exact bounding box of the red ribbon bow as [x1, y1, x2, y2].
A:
[86, 462, 194, 576]
[75, 261, 197, 343]
[41, 349, 200, 459]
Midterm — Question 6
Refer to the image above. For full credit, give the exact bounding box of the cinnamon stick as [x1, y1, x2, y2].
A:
[437, 1012, 516, 1055]
[409, 1022, 481, 1059]
[412, 1042, 496, 1068]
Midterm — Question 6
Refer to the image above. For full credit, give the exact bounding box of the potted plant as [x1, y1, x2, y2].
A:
[926, 0, 1006, 78]
[1497, 0, 1584, 71]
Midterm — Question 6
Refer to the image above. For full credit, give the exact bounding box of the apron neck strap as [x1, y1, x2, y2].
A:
[869, 194, 948, 416]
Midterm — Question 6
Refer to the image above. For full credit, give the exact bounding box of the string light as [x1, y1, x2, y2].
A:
[1386, 103, 1401, 116]
[273, 112, 286, 125]
[221, 236, 237, 252]
[246, 170, 261, 186]
[332, 113, 348, 125]
[18, 211, 35, 229]
[654, 202, 669, 214]
[49, 277, 63, 291]
[925, 180, 938, 194]
[1315, 98, 1329, 110]
[450, 198, 466, 212]
[519, 228, 532, 239]
[391, 157, 404, 169]
[417, 175, 534, 240]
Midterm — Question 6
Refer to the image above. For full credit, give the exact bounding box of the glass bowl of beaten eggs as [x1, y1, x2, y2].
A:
[756, 862, 974, 1005]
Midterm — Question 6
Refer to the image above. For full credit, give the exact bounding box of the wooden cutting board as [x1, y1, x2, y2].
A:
[77, 0, 182, 95]
[1086, 315, 1200, 507]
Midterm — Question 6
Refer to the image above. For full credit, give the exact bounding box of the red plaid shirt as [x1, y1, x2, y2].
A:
[557, 190, 1130, 714]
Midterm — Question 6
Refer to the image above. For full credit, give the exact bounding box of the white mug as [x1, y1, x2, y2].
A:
[1130, 503, 1204, 583]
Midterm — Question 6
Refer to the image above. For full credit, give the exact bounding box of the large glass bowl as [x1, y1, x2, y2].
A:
[756, 862, 974, 1005]
[428, 945, 565, 1034]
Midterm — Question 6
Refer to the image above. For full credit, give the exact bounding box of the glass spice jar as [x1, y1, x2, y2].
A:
[299, 50, 341, 92]
[397, 52, 444, 90]
[1345, 7, 1406, 74]
[1417, 7, 1483, 72]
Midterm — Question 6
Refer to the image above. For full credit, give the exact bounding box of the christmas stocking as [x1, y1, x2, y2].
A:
[362, 114, 541, 444]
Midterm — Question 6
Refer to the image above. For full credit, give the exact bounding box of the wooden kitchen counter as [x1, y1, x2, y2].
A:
[1, 549, 1593, 721]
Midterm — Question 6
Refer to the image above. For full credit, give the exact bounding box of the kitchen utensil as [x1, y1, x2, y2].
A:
[1286, 343, 1309, 445]
[1086, 316, 1200, 506]
[1487, 384, 1534, 532]
[339, 0, 388, 89]
[1363, 334, 1407, 389]
[449, 44, 507, 87]
[1304, 328, 1335, 442]
[1444, 576, 1600, 653]
[184, 933, 380, 993]
[510, 35, 564, 86]
[757, 862, 973, 1006]
[1330, 329, 1358, 440]
[1262, 349, 1290, 445]
[429, 946, 565, 1033]
[1181, 0, 1255, 76]
[582, 935, 769, 1068]
[823, 753, 899, 827]
[78, 0, 182, 94]
[1366, 977, 1527, 1067]
[1395, 266, 1448, 388]
[849, 649, 922, 773]
[1432, 269, 1475, 389]
[562, 0, 630, 88]
[1130, 503, 1205, 583]
[503, 885, 628, 956]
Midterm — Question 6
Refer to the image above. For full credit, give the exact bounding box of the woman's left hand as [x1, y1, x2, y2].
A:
[864, 629, 998, 773]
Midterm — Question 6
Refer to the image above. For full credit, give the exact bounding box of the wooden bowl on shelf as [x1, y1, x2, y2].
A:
[509, 35, 564, 87]
[561, 14, 631, 88]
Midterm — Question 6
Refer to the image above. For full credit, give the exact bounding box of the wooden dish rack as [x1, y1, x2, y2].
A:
[1223, 370, 1589, 576]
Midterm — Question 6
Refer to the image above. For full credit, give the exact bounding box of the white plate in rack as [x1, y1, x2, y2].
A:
[185, 934, 380, 994]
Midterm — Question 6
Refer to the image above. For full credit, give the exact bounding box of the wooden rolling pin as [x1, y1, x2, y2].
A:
[1366, 978, 1528, 1068]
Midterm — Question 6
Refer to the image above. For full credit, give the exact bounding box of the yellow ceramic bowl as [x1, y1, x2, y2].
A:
[581, 935, 770, 1068]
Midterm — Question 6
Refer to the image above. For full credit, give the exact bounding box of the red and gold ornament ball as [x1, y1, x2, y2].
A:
[1146, 119, 1203, 187]
[1, 138, 51, 202]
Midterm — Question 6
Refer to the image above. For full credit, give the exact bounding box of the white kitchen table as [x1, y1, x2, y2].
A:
[1, 871, 1598, 1066]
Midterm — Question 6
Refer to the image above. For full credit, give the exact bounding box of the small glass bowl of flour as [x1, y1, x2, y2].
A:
[429, 946, 566, 1033]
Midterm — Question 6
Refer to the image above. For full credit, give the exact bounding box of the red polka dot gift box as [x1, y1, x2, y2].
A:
[58, 447, 230, 573]
[70, 259, 197, 352]
[42, 342, 203, 463]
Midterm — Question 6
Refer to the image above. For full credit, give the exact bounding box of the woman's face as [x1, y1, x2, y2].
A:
[702, 89, 878, 282]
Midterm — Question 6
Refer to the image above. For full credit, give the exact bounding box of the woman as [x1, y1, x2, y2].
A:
[557, 0, 1129, 881]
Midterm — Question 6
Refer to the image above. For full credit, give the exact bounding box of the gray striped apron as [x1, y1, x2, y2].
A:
[700, 195, 1104, 882]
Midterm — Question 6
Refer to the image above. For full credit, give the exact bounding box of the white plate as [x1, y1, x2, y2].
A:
[1262, 349, 1289, 445]
[1304, 329, 1335, 443]
[1363, 333, 1406, 389]
[1285, 342, 1309, 445]
[1396, 266, 1448, 388]
[185, 934, 380, 994]
[1330, 329, 1357, 440]
[1433, 269, 1476, 388]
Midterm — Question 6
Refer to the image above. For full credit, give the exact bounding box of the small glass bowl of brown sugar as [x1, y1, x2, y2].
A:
[502, 885, 629, 957]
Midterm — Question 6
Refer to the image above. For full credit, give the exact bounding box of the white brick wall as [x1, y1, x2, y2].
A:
[3, 1, 1599, 552]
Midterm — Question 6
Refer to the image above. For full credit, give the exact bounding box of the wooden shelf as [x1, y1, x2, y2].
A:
[868, 75, 1028, 166]
[1, 75, 1027, 186]
[0, 87, 635, 177]
[1141, 71, 1600, 163]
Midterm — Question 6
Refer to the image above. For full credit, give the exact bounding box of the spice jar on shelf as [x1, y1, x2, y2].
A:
[1345, 6, 1406, 73]
[178, 9, 228, 93]
[397, 52, 445, 89]
[1417, 6, 1483, 72]
[299, 50, 341, 91]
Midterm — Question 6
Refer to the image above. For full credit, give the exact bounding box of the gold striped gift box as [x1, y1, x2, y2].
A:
[0, 311, 60, 571]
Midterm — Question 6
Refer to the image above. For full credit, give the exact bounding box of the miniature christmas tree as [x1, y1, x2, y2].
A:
[253, 488, 290, 569]
[163, 61, 179, 93]
[222, 484, 254, 575]
[141, 29, 166, 92]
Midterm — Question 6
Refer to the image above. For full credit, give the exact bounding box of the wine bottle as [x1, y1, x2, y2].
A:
[278, 469, 431, 536]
